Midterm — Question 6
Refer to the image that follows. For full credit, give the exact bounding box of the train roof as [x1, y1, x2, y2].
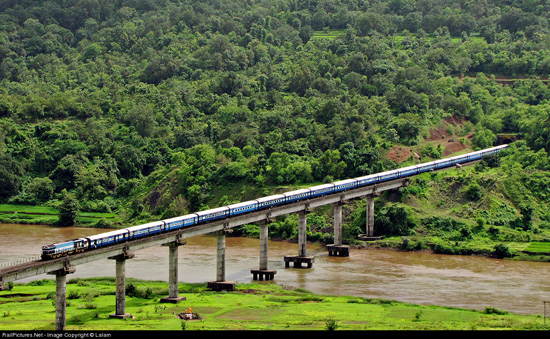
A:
[283, 188, 311, 196]
[355, 173, 378, 181]
[381, 169, 399, 175]
[256, 194, 285, 202]
[397, 164, 421, 172]
[227, 200, 258, 209]
[163, 214, 197, 224]
[86, 229, 129, 240]
[195, 206, 229, 216]
[125, 220, 165, 232]
[309, 183, 335, 190]
[332, 178, 356, 185]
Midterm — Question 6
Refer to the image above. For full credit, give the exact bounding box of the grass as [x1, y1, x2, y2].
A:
[311, 29, 346, 40]
[524, 242, 550, 255]
[0, 278, 548, 331]
[0, 204, 120, 227]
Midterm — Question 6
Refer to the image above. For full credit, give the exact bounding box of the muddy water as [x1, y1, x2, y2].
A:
[1, 223, 549, 315]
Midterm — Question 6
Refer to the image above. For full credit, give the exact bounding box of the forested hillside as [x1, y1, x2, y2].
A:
[1, 0, 550, 250]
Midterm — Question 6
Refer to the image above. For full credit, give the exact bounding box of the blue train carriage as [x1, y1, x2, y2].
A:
[418, 161, 437, 173]
[486, 144, 509, 154]
[379, 169, 400, 183]
[355, 174, 379, 188]
[333, 179, 357, 192]
[41, 238, 88, 259]
[227, 201, 258, 217]
[466, 150, 485, 162]
[196, 206, 230, 224]
[125, 221, 166, 240]
[397, 164, 421, 178]
[256, 194, 286, 209]
[163, 214, 198, 231]
[86, 229, 130, 250]
[283, 189, 311, 203]
[309, 184, 335, 198]
[433, 155, 456, 170]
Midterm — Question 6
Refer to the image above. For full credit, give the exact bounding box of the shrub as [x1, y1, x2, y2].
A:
[493, 243, 513, 258]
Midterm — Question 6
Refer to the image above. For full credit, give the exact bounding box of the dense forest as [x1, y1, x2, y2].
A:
[1, 0, 550, 253]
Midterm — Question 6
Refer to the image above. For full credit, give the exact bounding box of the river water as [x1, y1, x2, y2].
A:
[1, 223, 550, 315]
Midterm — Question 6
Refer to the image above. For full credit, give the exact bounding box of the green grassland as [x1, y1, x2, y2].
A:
[0, 204, 121, 227]
[0, 278, 547, 331]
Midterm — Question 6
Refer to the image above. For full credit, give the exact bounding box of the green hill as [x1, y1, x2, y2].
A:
[1, 0, 550, 259]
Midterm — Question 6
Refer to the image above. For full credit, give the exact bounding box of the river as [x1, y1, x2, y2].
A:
[1, 223, 549, 315]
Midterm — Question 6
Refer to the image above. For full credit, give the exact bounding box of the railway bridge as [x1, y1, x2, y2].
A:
[0, 148, 495, 330]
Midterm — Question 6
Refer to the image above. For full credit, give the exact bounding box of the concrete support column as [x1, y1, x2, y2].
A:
[327, 202, 349, 257]
[161, 239, 187, 303]
[298, 211, 307, 257]
[208, 230, 235, 291]
[109, 252, 134, 319]
[50, 265, 75, 331]
[168, 245, 179, 297]
[358, 194, 382, 242]
[284, 211, 315, 268]
[333, 203, 343, 246]
[259, 223, 268, 271]
[55, 272, 67, 330]
[251, 222, 276, 280]
[367, 194, 375, 237]
[216, 230, 226, 281]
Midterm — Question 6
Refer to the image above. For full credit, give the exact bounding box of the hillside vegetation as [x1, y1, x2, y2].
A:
[1, 0, 550, 258]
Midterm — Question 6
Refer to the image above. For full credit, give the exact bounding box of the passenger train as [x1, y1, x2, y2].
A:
[41, 144, 509, 260]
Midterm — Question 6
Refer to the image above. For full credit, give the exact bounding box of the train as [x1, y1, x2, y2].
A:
[41, 144, 509, 260]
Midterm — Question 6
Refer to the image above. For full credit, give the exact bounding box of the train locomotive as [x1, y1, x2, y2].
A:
[41, 144, 509, 260]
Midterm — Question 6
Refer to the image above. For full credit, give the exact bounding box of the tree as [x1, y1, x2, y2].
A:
[58, 189, 79, 226]
[28, 177, 54, 203]
[375, 204, 417, 236]
[472, 125, 496, 149]
[355, 12, 389, 36]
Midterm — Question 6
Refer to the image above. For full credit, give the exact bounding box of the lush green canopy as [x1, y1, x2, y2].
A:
[1, 0, 550, 229]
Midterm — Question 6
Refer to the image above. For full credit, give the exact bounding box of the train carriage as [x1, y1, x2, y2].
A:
[256, 194, 286, 209]
[465, 150, 484, 162]
[125, 221, 165, 240]
[333, 179, 357, 192]
[86, 229, 130, 250]
[379, 169, 400, 182]
[434, 157, 453, 170]
[283, 189, 311, 203]
[228, 201, 258, 217]
[355, 174, 379, 187]
[196, 206, 229, 223]
[309, 184, 335, 198]
[397, 165, 420, 178]
[164, 214, 198, 231]
[418, 161, 437, 173]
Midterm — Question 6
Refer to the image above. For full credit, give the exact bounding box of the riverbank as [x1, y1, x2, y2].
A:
[0, 204, 120, 227]
[0, 278, 547, 331]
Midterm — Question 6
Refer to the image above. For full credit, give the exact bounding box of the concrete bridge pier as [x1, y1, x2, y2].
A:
[109, 251, 135, 319]
[358, 194, 382, 241]
[48, 263, 75, 331]
[284, 210, 314, 268]
[208, 230, 235, 291]
[161, 238, 187, 303]
[251, 223, 276, 280]
[327, 202, 349, 257]
[366, 194, 375, 237]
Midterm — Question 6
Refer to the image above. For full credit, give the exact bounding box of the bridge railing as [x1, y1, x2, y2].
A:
[0, 256, 41, 269]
